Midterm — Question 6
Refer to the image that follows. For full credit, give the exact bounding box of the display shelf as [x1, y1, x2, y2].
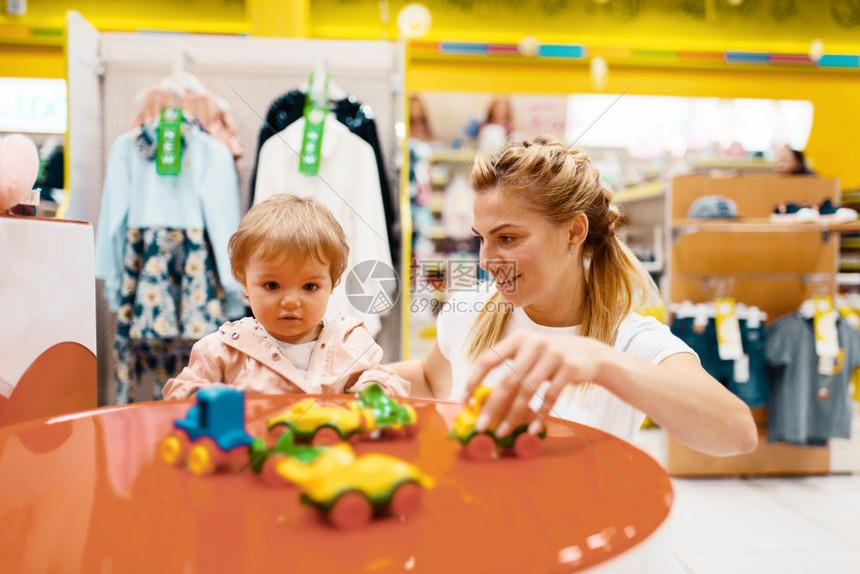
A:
[427, 148, 479, 164]
[841, 238, 860, 249]
[668, 174, 844, 476]
[614, 180, 665, 204]
[692, 157, 774, 171]
[842, 191, 860, 205]
[673, 219, 860, 235]
[840, 260, 860, 272]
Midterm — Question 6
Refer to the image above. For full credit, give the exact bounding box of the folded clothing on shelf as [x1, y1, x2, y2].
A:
[770, 198, 858, 224]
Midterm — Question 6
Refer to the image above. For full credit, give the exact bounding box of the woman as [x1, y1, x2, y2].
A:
[391, 137, 757, 457]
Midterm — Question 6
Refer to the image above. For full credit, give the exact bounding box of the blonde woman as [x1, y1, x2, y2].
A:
[392, 137, 757, 456]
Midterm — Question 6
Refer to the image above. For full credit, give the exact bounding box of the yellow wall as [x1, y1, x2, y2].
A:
[3, 1, 860, 186]
[0, 0, 248, 35]
[310, 0, 860, 53]
[408, 54, 860, 188]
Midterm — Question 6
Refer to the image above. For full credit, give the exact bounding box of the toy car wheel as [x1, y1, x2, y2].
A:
[464, 433, 496, 462]
[382, 427, 403, 440]
[389, 481, 422, 518]
[187, 438, 222, 476]
[160, 431, 189, 466]
[312, 426, 343, 446]
[268, 424, 289, 443]
[227, 446, 249, 470]
[329, 491, 373, 529]
[260, 453, 288, 487]
[512, 432, 541, 459]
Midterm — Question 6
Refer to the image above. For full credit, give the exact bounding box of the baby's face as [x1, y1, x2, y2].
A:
[243, 254, 333, 344]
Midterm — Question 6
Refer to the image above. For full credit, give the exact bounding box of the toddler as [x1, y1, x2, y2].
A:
[163, 194, 408, 399]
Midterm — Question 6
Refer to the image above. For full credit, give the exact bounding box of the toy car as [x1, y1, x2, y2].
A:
[266, 384, 419, 445]
[355, 383, 418, 439]
[451, 385, 545, 461]
[160, 386, 255, 475]
[266, 398, 367, 445]
[276, 442, 435, 529]
[248, 428, 327, 487]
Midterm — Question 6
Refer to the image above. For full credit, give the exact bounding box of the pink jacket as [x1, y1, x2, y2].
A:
[162, 316, 408, 400]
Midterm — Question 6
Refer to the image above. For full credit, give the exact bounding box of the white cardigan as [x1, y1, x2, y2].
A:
[254, 115, 393, 335]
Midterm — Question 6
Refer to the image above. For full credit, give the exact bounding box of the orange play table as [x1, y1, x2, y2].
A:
[0, 395, 673, 573]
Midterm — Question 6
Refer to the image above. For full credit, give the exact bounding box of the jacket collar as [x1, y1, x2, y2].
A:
[216, 315, 365, 393]
[282, 114, 346, 160]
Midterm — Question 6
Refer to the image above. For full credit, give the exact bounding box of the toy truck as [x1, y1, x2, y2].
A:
[160, 386, 255, 475]
[276, 442, 435, 529]
[266, 383, 419, 444]
[451, 385, 545, 461]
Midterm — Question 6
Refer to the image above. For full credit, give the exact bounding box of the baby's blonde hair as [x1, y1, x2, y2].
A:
[229, 194, 349, 287]
[467, 136, 650, 361]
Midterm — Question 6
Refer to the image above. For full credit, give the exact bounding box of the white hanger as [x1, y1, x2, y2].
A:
[299, 57, 347, 102]
[161, 50, 206, 97]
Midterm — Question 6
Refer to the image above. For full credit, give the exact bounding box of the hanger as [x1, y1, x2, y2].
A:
[299, 57, 347, 103]
[799, 274, 835, 319]
[135, 49, 207, 105]
[161, 50, 206, 97]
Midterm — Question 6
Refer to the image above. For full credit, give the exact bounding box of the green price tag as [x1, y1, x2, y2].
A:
[156, 107, 183, 176]
[299, 74, 329, 176]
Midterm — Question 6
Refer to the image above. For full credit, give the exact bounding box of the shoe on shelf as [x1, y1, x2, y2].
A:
[819, 198, 858, 224]
[770, 202, 820, 223]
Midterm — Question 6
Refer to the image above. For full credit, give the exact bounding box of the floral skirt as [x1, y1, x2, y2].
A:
[113, 227, 227, 403]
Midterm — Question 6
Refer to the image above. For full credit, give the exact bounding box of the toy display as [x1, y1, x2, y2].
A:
[451, 385, 545, 461]
[275, 442, 435, 529]
[159, 385, 436, 528]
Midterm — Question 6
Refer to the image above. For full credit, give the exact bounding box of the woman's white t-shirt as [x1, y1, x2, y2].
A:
[436, 288, 697, 442]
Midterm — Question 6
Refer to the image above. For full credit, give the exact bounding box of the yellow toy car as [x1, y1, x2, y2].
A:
[275, 443, 435, 529]
[266, 385, 419, 445]
[266, 398, 369, 445]
[451, 385, 545, 461]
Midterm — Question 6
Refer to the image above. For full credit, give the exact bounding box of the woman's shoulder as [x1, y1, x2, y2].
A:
[616, 313, 695, 364]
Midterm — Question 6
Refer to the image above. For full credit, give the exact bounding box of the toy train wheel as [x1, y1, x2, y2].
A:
[512, 432, 541, 459]
[260, 453, 288, 487]
[312, 426, 342, 446]
[160, 431, 189, 466]
[329, 491, 373, 529]
[464, 433, 496, 462]
[187, 438, 222, 475]
[389, 481, 422, 518]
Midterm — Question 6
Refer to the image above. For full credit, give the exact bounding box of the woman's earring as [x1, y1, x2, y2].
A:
[569, 244, 576, 255]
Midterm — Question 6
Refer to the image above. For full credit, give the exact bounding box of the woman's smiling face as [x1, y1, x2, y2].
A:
[471, 187, 576, 308]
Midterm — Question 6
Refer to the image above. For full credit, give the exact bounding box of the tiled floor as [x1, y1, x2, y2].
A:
[630, 427, 860, 574]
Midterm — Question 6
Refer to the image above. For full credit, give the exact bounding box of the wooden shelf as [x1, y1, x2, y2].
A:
[427, 149, 479, 163]
[673, 218, 860, 234]
[614, 180, 665, 203]
[692, 157, 774, 171]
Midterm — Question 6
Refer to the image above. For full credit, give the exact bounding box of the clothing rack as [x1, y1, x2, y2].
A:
[64, 11, 406, 404]
[667, 173, 847, 477]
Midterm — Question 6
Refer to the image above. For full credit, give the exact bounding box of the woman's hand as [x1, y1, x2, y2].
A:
[464, 331, 613, 437]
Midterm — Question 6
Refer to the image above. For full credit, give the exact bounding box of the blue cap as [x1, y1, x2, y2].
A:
[688, 195, 738, 219]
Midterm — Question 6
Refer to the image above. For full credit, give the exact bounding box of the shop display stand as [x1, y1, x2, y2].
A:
[666, 174, 860, 476]
[64, 12, 406, 403]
